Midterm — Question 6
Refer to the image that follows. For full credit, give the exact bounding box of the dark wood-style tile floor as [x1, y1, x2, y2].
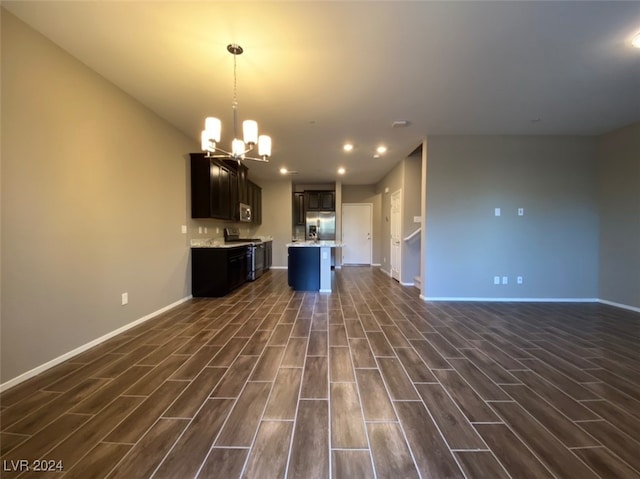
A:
[2, 267, 640, 478]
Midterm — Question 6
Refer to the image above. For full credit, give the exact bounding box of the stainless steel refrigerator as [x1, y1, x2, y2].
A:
[306, 211, 336, 240]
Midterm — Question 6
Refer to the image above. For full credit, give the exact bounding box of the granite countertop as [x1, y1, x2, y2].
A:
[190, 239, 251, 248]
[286, 240, 344, 248]
[191, 235, 273, 249]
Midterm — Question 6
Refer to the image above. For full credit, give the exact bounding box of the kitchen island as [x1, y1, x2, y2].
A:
[287, 241, 343, 293]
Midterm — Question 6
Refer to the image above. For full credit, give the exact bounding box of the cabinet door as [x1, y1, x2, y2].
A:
[228, 248, 248, 289]
[306, 192, 320, 210]
[192, 248, 228, 297]
[215, 164, 232, 220]
[238, 164, 249, 204]
[253, 183, 262, 224]
[190, 154, 212, 218]
[293, 193, 305, 225]
[229, 168, 239, 221]
[264, 241, 272, 270]
[320, 191, 335, 210]
[247, 181, 254, 220]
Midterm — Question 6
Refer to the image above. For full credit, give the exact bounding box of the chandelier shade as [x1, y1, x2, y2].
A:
[201, 44, 271, 162]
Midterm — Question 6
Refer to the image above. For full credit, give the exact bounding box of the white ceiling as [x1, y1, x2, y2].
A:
[5, 1, 640, 184]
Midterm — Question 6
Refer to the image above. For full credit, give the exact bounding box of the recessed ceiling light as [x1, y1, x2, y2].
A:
[343, 143, 354, 152]
[373, 154, 380, 159]
[376, 145, 387, 155]
[633, 33, 640, 48]
[279, 167, 288, 174]
[337, 167, 346, 175]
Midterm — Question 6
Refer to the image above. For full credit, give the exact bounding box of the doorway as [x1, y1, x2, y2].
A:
[342, 203, 372, 265]
[390, 190, 401, 281]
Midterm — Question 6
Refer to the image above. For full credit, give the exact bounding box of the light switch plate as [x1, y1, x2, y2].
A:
[495, 208, 501, 217]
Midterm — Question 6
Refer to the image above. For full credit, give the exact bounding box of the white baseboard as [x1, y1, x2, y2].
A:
[270, 266, 288, 270]
[598, 299, 640, 313]
[371, 263, 381, 267]
[379, 268, 391, 277]
[0, 295, 192, 393]
[400, 281, 415, 287]
[420, 296, 600, 303]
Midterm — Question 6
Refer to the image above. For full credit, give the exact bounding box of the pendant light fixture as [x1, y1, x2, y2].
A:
[201, 44, 272, 162]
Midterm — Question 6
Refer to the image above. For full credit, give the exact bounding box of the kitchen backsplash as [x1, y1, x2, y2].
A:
[189, 219, 256, 239]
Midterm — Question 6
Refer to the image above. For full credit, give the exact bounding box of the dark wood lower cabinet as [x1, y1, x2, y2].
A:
[192, 247, 250, 297]
[264, 241, 273, 271]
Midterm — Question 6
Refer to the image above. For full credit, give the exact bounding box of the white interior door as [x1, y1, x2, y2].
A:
[342, 204, 372, 265]
[390, 190, 401, 281]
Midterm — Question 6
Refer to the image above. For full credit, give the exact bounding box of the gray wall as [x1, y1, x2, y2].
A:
[402, 155, 422, 284]
[375, 160, 403, 275]
[597, 123, 640, 309]
[342, 185, 382, 265]
[1, 12, 196, 383]
[425, 136, 599, 299]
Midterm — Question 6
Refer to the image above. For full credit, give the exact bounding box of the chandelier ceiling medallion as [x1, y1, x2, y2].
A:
[201, 44, 271, 162]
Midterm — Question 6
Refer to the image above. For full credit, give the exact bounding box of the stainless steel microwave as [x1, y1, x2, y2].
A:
[239, 203, 252, 222]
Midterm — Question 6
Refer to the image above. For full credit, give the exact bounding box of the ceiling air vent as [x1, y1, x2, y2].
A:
[392, 120, 410, 128]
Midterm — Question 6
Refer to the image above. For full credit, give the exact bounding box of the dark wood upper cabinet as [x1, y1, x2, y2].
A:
[229, 168, 240, 221]
[293, 192, 305, 225]
[237, 163, 249, 205]
[320, 191, 335, 210]
[248, 180, 262, 224]
[190, 153, 262, 222]
[191, 153, 233, 220]
[305, 191, 335, 211]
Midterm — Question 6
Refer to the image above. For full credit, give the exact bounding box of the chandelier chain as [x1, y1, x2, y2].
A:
[232, 49, 238, 138]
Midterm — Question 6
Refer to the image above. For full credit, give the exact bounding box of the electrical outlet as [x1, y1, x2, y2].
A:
[121, 292, 128, 305]
[502, 276, 508, 285]
[494, 276, 500, 285]
[181, 225, 187, 234]
[204, 227, 208, 234]
[518, 208, 524, 216]
[517, 276, 523, 284]
[198, 227, 203, 234]
[216, 227, 220, 234]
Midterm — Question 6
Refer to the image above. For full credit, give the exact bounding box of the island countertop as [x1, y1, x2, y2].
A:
[286, 241, 343, 248]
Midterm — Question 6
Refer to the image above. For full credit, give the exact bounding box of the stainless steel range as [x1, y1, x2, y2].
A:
[224, 227, 264, 281]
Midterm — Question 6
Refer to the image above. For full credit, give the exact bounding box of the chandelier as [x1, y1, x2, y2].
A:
[200, 44, 272, 162]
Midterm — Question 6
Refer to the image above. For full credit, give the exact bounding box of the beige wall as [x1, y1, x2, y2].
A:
[597, 123, 640, 309]
[255, 179, 292, 268]
[1, 12, 197, 383]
